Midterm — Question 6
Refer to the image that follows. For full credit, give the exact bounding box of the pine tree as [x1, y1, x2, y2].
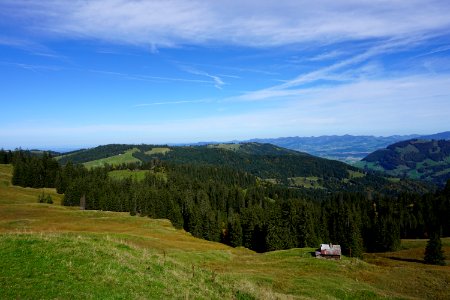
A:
[227, 215, 243, 247]
[424, 233, 446, 265]
[347, 220, 364, 257]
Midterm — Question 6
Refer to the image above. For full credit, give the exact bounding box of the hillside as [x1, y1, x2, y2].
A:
[357, 139, 450, 186]
[55, 142, 431, 193]
[1, 164, 449, 299]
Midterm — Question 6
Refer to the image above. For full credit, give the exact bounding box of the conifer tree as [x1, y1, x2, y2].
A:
[346, 220, 364, 257]
[424, 233, 446, 265]
[227, 215, 243, 247]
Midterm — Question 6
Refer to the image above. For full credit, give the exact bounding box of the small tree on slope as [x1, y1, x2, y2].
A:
[424, 233, 446, 266]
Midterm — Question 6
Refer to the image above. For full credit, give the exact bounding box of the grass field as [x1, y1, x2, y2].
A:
[145, 147, 171, 155]
[1, 164, 449, 299]
[288, 176, 323, 189]
[83, 148, 141, 169]
[347, 170, 366, 179]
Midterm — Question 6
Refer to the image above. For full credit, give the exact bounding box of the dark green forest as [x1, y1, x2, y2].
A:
[4, 148, 449, 257]
[362, 139, 450, 186]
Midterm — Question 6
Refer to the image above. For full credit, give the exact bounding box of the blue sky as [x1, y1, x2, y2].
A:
[1, 0, 450, 149]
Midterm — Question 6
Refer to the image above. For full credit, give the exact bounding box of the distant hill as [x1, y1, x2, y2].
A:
[420, 131, 450, 140]
[239, 132, 450, 162]
[56, 142, 431, 193]
[357, 139, 450, 186]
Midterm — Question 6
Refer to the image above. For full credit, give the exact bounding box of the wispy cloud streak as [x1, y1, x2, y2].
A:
[133, 99, 209, 107]
[90, 69, 211, 84]
[181, 67, 225, 89]
[308, 50, 347, 61]
[237, 36, 432, 101]
[0, 36, 66, 59]
[0, 61, 62, 72]
[3, 1, 450, 47]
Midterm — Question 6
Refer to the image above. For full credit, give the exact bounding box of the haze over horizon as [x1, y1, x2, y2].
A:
[1, 1, 450, 149]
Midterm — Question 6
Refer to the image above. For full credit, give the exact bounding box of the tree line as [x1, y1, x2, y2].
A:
[6, 150, 450, 257]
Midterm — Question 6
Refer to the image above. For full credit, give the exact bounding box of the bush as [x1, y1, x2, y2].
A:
[38, 192, 53, 204]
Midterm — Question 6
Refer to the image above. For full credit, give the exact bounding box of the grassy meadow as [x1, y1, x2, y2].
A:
[145, 147, 171, 155]
[1, 163, 449, 299]
[83, 148, 141, 169]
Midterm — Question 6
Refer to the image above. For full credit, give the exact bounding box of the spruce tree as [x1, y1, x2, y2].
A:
[347, 220, 364, 257]
[424, 233, 446, 265]
[227, 216, 243, 247]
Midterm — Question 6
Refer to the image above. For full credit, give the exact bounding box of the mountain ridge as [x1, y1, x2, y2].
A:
[357, 138, 450, 186]
[54, 142, 432, 194]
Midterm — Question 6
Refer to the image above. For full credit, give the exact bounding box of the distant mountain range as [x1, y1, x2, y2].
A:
[356, 139, 450, 186]
[232, 131, 450, 163]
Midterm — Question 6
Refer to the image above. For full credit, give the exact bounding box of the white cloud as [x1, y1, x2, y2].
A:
[3, 0, 450, 47]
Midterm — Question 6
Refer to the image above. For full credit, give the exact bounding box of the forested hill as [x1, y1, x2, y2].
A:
[358, 139, 450, 186]
[55, 142, 431, 194]
[56, 142, 302, 164]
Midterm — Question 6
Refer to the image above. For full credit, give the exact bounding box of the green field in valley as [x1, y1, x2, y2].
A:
[1, 164, 449, 299]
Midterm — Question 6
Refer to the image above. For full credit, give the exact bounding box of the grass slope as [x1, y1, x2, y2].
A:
[1, 164, 449, 299]
[145, 147, 171, 155]
[83, 148, 140, 168]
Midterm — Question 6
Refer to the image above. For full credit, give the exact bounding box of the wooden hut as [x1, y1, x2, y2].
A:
[315, 243, 341, 260]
